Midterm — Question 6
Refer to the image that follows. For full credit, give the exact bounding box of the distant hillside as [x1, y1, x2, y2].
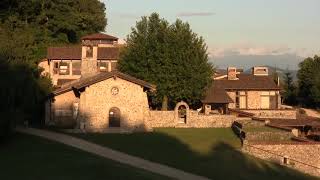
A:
[211, 54, 304, 71]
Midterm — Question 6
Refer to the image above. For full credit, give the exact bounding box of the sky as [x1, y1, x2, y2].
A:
[102, 0, 320, 70]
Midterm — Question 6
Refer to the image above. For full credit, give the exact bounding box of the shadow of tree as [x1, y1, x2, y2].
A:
[72, 127, 317, 180]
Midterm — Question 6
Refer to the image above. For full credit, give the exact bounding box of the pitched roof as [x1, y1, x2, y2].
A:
[47, 47, 119, 60]
[53, 71, 156, 96]
[81, 33, 118, 41]
[214, 74, 280, 90]
[203, 74, 281, 104]
[97, 47, 119, 59]
[47, 47, 82, 60]
[202, 85, 234, 104]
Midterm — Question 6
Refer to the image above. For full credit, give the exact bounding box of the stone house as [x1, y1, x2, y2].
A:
[202, 66, 281, 114]
[44, 33, 156, 132]
[46, 71, 155, 132]
[39, 33, 121, 86]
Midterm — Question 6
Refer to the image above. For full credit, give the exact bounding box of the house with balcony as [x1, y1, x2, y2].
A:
[39, 33, 121, 86]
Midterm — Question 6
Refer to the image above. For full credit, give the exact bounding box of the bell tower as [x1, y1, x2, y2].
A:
[81, 41, 98, 77]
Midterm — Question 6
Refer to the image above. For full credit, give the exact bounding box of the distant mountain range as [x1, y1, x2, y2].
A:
[210, 54, 304, 71]
[210, 54, 303, 81]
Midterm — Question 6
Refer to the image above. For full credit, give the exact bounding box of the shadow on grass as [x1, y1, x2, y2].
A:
[72, 128, 317, 180]
[0, 133, 171, 180]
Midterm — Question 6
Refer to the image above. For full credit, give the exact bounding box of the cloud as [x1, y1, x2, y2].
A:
[177, 12, 215, 17]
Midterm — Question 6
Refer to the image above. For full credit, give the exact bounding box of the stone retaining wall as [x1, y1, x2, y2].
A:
[245, 131, 292, 142]
[243, 142, 320, 176]
[243, 110, 297, 119]
[147, 110, 236, 128]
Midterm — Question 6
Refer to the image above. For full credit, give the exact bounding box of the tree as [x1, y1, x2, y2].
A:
[119, 13, 214, 110]
[297, 55, 320, 107]
[0, 0, 107, 138]
[0, 0, 107, 62]
[282, 71, 297, 105]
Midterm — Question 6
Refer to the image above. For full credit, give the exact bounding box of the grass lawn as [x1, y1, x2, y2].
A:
[0, 133, 170, 180]
[71, 128, 316, 180]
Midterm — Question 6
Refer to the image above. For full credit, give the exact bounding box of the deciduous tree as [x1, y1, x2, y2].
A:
[119, 13, 214, 110]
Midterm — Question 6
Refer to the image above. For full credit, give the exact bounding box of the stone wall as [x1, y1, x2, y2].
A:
[78, 77, 150, 132]
[51, 91, 80, 128]
[243, 142, 320, 176]
[147, 110, 236, 128]
[247, 91, 261, 109]
[243, 109, 297, 119]
[245, 131, 292, 142]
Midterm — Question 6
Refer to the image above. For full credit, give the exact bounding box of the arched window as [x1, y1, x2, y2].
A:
[109, 107, 120, 127]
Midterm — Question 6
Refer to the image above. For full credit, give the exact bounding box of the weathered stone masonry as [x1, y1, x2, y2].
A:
[78, 78, 151, 131]
[243, 142, 320, 176]
[147, 110, 236, 128]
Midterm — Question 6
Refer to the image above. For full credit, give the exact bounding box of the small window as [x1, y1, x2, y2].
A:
[98, 61, 108, 72]
[86, 46, 93, 58]
[59, 62, 70, 75]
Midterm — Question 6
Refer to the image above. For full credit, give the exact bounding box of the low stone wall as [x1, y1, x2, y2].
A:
[243, 110, 297, 119]
[147, 111, 176, 127]
[243, 141, 320, 176]
[147, 110, 236, 128]
[246, 131, 292, 142]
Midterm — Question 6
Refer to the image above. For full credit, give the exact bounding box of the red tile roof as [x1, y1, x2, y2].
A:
[53, 71, 156, 96]
[203, 74, 281, 104]
[97, 47, 119, 60]
[81, 33, 118, 41]
[214, 74, 281, 90]
[47, 47, 119, 60]
[47, 47, 82, 60]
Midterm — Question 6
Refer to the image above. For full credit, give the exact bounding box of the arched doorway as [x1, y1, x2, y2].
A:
[178, 105, 187, 123]
[174, 101, 190, 124]
[109, 107, 120, 127]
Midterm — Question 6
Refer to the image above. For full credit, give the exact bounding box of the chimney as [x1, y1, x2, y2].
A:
[227, 67, 238, 80]
[252, 66, 269, 76]
[81, 42, 98, 77]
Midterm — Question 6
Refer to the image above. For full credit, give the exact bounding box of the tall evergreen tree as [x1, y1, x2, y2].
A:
[282, 71, 297, 105]
[297, 55, 320, 107]
[119, 13, 214, 110]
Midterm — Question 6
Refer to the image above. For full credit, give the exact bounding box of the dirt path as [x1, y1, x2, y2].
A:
[17, 127, 210, 180]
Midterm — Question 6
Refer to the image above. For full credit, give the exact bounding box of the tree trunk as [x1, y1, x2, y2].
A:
[161, 95, 168, 111]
